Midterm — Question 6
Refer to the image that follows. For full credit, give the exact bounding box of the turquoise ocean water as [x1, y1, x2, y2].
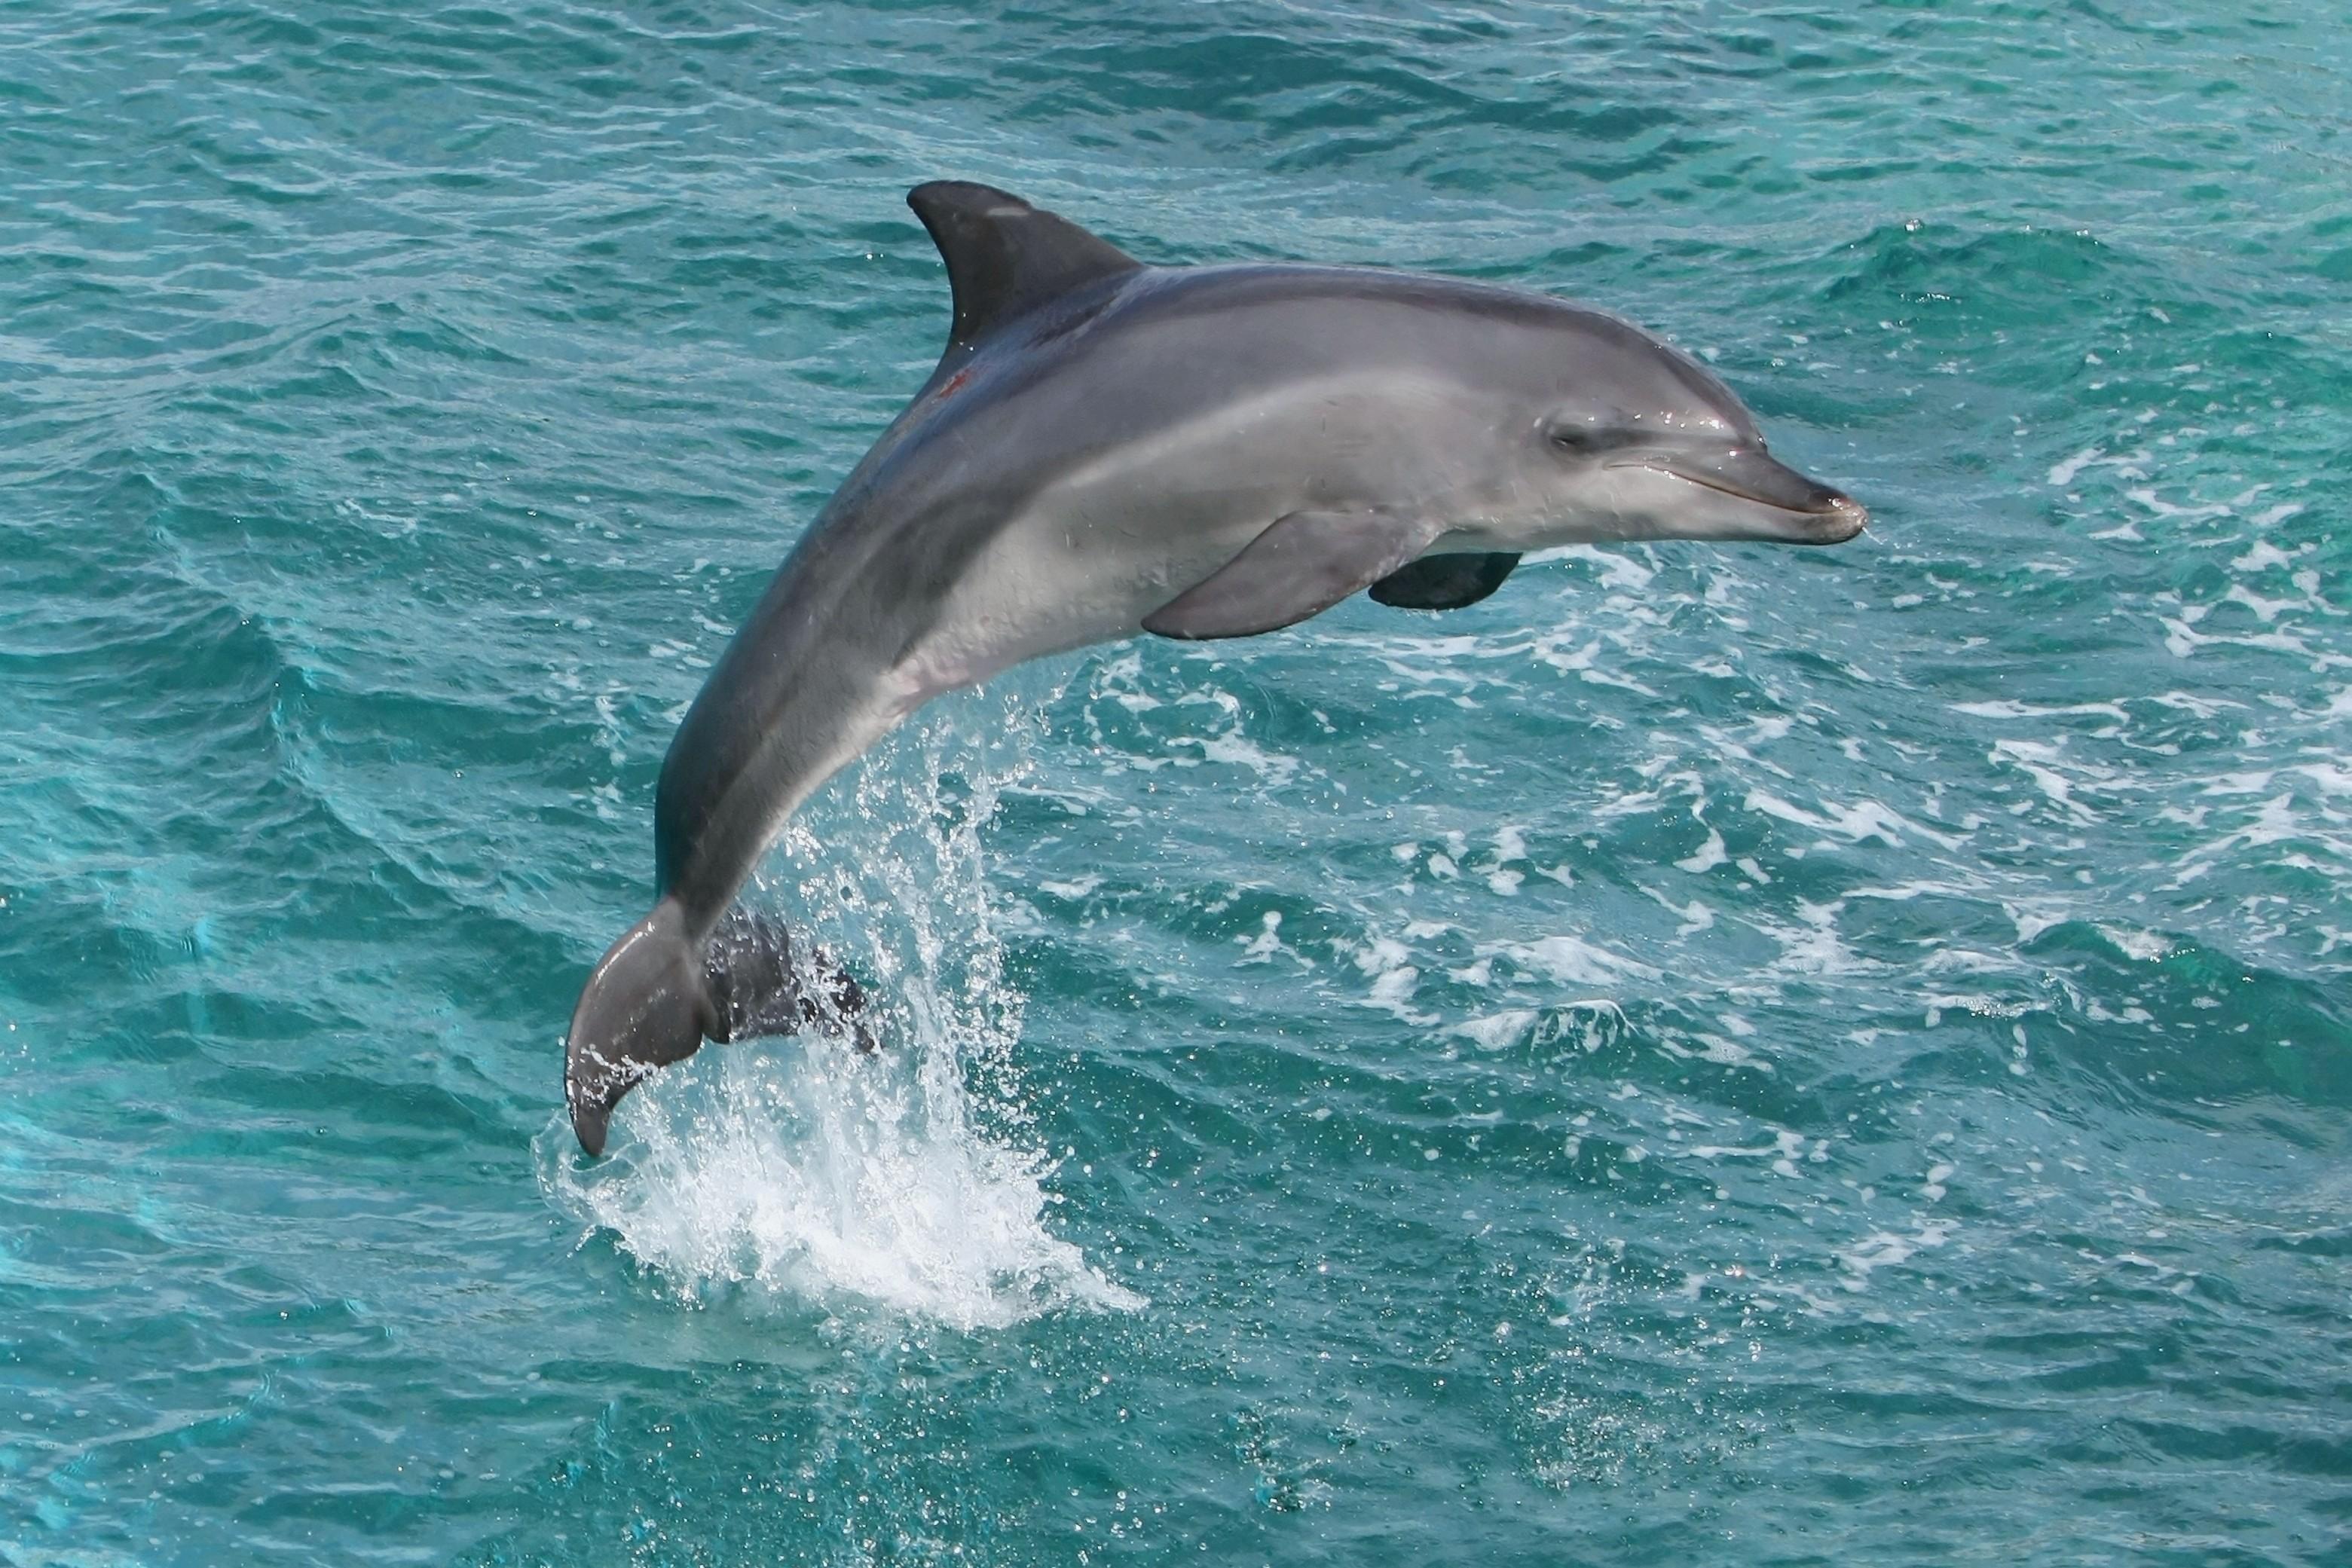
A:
[5, 2, 2349, 1561]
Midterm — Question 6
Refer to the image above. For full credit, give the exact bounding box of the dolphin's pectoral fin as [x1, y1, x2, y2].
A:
[907, 181, 1144, 362]
[1369, 552, 1522, 612]
[703, 905, 873, 1051]
[1143, 509, 1442, 641]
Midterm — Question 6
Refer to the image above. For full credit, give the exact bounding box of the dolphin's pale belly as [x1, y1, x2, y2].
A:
[898, 488, 1265, 698]
[895, 370, 1494, 698]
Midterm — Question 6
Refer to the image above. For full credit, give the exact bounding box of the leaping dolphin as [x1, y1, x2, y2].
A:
[564, 180, 1865, 1154]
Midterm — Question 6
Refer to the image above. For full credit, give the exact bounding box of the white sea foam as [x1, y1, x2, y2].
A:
[1990, 737, 2103, 824]
[1191, 730, 1301, 787]
[1508, 932, 1659, 987]
[1454, 1008, 1537, 1051]
[1673, 826, 1727, 874]
[1742, 788, 1962, 849]
[1683, 1129, 1805, 1163]
[1354, 934, 1436, 1022]
[1950, 698, 2130, 723]
[540, 1043, 1139, 1331]
[1837, 1218, 1958, 1291]
[540, 701, 1142, 1330]
[1738, 897, 1870, 979]
[2095, 923, 2172, 962]
[2047, 447, 2107, 487]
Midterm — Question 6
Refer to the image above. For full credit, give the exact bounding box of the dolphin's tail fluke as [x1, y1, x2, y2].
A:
[564, 900, 871, 1157]
[565, 900, 708, 1157]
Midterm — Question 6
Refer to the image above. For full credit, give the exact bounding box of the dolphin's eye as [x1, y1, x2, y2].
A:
[1546, 423, 1621, 454]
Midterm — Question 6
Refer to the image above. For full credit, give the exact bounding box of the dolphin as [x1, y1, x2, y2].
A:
[563, 179, 1865, 1154]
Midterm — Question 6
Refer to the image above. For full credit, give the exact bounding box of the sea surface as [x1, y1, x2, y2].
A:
[5, 2, 2348, 1563]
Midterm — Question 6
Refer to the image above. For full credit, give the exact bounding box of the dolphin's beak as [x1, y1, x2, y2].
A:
[1613, 447, 1866, 543]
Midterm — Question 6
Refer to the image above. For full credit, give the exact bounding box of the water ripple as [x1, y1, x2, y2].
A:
[2, 1, 2347, 1562]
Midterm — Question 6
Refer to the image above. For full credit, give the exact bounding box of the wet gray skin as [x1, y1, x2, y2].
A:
[564, 181, 1866, 1154]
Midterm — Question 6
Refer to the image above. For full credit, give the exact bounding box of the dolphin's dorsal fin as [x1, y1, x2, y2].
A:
[907, 182, 1142, 357]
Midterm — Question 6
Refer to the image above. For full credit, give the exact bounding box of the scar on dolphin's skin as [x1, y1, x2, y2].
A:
[563, 181, 1865, 1154]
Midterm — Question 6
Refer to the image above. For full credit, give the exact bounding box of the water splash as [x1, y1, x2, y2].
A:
[539, 692, 1142, 1330]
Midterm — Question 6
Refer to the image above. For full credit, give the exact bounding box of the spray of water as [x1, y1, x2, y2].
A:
[538, 690, 1143, 1331]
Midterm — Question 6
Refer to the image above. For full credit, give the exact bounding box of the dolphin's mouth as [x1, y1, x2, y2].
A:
[1610, 448, 1867, 543]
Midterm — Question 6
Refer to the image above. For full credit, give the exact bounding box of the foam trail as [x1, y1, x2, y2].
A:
[540, 691, 1142, 1330]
